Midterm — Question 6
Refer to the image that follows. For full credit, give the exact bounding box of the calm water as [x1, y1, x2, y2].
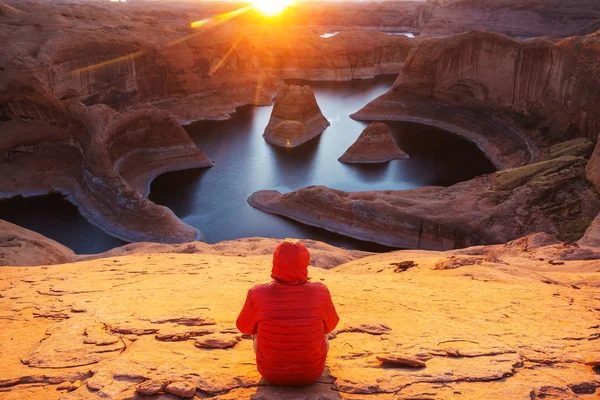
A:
[0, 75, 495, 253]
[321, 32, 415, 38]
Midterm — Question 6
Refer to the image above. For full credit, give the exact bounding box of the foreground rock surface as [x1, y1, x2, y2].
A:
[250, 156, 600, 250]
[0, 233, 598, 399]
[338, 122, 408, 163]
[263, 85, 330, 148]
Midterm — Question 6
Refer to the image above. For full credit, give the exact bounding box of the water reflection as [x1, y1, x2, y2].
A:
[320, 31, 416, 38]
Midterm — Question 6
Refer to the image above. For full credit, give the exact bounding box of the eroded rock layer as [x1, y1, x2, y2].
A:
[587, 137, 600, 193]
[339, 122, 408, 163]
[249, 157, 600, 250]
[0, 2, 417, 123]
[421, 0, 600, 37]
[263, 85, 330, 148]
[0, 233, 598, 399]
[353, 30, 600, 170]
[0, 88, 213, 243]
[580, 214, 600, 248]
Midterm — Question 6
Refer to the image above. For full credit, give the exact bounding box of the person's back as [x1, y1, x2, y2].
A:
[236, 239, 339, 386]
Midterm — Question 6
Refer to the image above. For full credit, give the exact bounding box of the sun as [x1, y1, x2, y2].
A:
[252, 0, 293, 16]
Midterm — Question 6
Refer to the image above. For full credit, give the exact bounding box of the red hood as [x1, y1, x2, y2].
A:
[271, 240, 310, 285]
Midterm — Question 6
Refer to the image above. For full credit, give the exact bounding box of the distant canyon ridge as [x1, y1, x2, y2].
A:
[1, 0, 600, 249]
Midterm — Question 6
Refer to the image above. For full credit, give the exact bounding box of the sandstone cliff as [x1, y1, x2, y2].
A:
[250, 156, 600, 250]
[290, 0, 600, 38]
[0, 230, 598, 399]
[0, 2, 417, 124]
[263, 85, 330, 148]
[0, 87, 213, 244]
[580, 214, 600, 248]
[339, 122, 409, 163]
[421, 0, 600, 37]
[587, 137, 600, 193]
[354, 30, 600, 170]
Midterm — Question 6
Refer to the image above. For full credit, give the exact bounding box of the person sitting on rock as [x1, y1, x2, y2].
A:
[236, 239, 339, 386]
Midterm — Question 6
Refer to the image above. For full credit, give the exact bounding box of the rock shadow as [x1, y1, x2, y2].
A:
[250, 382, 343, 399]
[342, 162, 391, 183]
[0, 194, 125, 254]
[149, 168, 210, 218]
[386, 120, 497, 186]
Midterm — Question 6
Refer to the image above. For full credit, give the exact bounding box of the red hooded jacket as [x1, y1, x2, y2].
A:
[236, 240, 339, 386]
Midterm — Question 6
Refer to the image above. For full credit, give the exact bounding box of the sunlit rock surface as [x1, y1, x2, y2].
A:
[338, 122, 409, 163]
[0, 231, 598, 399]
[291, 0, 600, 38]
[263, 85, 330, 148]
[250, 157, 600, 250]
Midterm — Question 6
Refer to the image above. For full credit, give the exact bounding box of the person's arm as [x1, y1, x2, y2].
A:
[323, 286, 340, 334]
[236, 291, 258, 335]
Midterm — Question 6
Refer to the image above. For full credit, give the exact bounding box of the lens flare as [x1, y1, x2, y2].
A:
[252, 0, 293, 16]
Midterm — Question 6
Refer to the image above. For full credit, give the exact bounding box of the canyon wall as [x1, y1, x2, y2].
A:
[287, 0, 600, 38]
[0, 1, 417, 245]
[422, 0, 600, 37]
[396, 31, 600, 141]
[0, 86, 213, 243]
[354, 30, 600, 170]
[259, 30, 600, 250]
[0, 2, 417, 123]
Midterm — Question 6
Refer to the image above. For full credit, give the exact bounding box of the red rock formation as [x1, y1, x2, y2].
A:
[263, 85, 330, 148]
[249, 156, 600, 250]
[422, 0, 600, 37]
[0, 220, 75, 266]
[354, 30, 600, 169]
[293, 29, 416, 80]
[0, 87, 213, 244]
[288, 0, 600, 38]
[587, 137, 600, 193]
[579, 213, 600, 248]
[0, 2, 417, 124]
[0, 221, 370, 269]
[339, 122, 408, 163]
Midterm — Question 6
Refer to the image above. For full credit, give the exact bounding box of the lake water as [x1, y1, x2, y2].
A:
[320, 31, 415, 38]
[0, 75, 495, 253]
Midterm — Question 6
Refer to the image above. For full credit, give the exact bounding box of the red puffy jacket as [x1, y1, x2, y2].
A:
[236, 240, 339, 386]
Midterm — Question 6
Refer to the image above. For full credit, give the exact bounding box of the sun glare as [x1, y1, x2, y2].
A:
[252, 0, 293, 16]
